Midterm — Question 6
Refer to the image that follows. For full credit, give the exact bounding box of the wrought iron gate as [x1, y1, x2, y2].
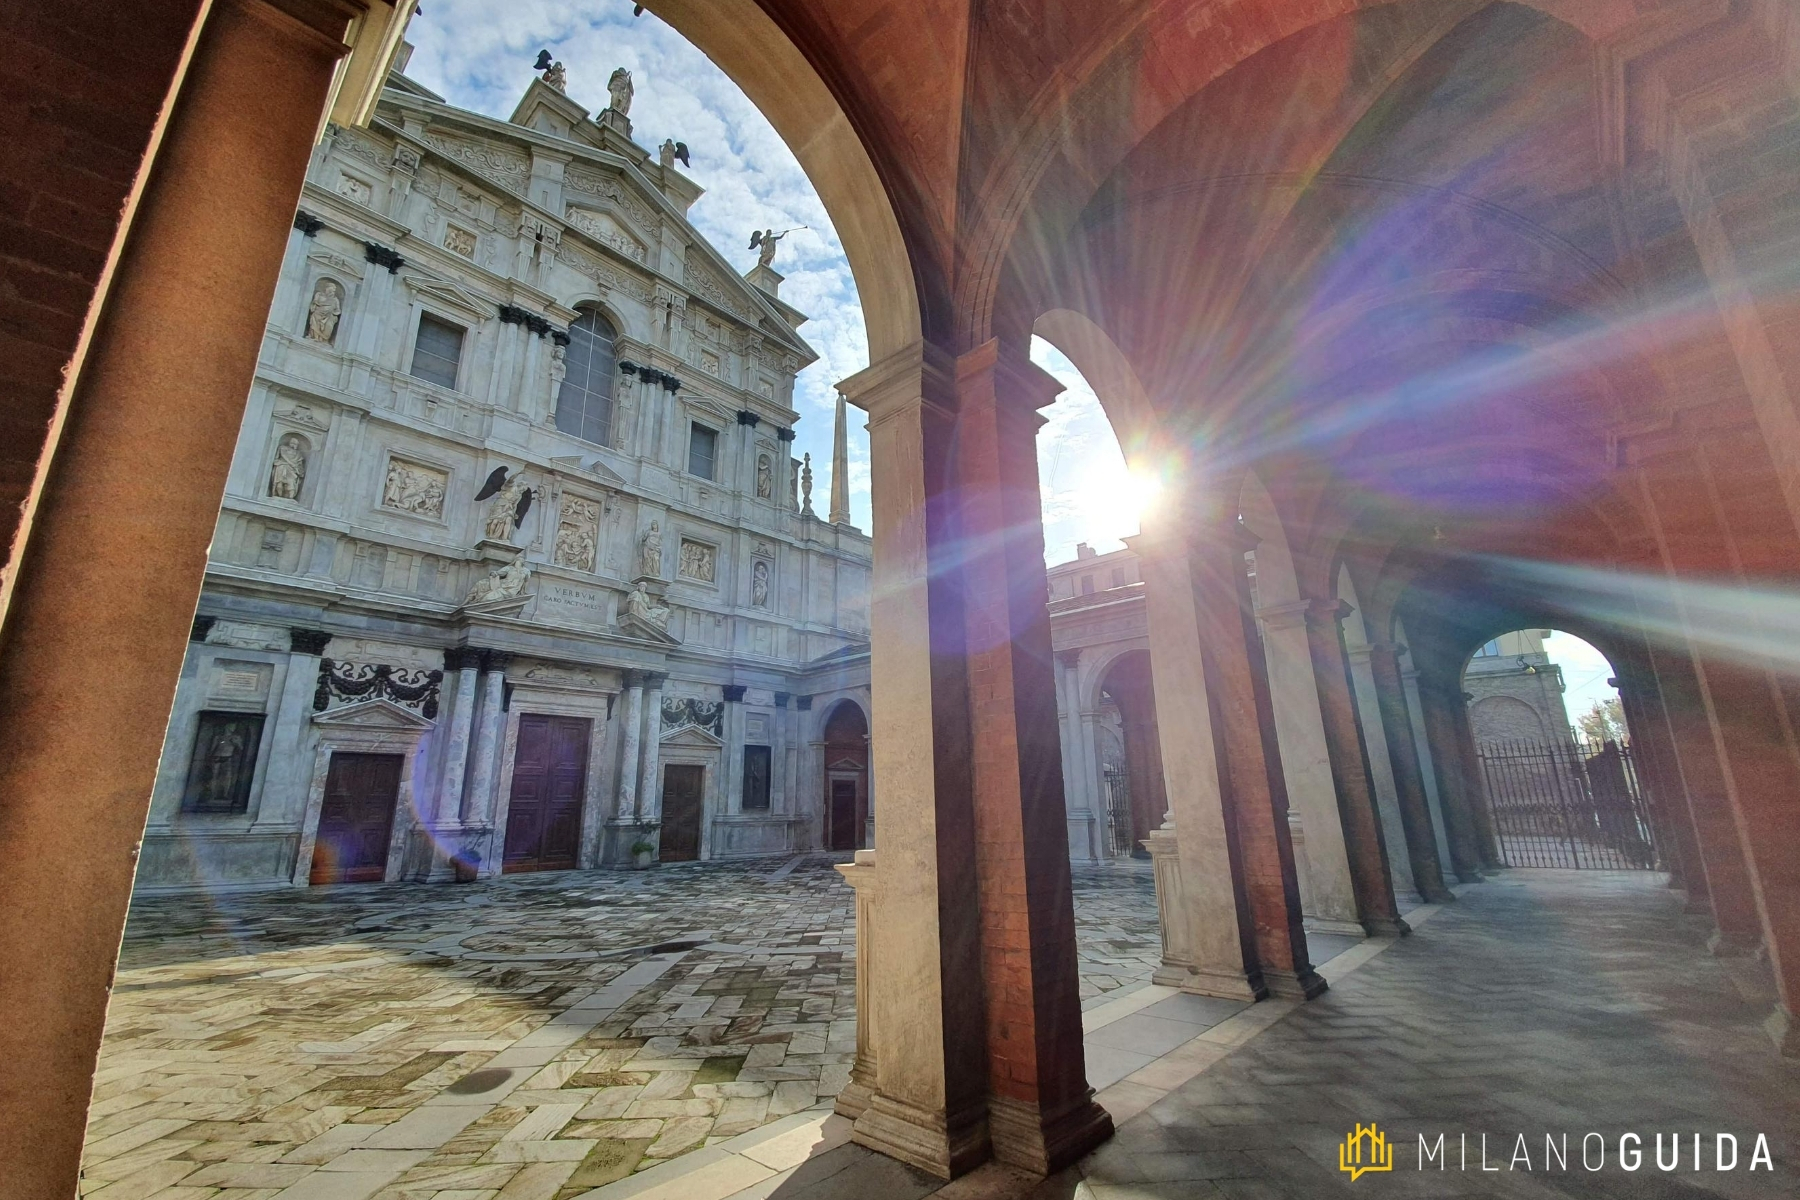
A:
[1103, 765, 1136, 857]
[1475, 737, 1661, 870]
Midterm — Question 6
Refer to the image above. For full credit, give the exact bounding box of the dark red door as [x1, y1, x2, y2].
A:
[659, 764, 704, 862]
[829, 778, 859, 850]
[503, 714, 590, 873]
[310, 752, 402, 884]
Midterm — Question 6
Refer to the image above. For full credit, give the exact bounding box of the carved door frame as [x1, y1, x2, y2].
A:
[293, 698, 433, 885]
[491, 683, 617, 870]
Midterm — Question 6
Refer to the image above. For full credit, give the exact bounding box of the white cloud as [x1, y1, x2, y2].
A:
[1541, 631, 1620, 729]
[404, 2, 870, 527]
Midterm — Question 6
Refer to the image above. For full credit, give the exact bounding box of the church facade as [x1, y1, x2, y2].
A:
[139, 66, 872, 891]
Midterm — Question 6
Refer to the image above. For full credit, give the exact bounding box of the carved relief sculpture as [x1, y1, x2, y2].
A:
[382, 458, 447, 518]
[467, 552, 531, 605]
[552, 496, 600, 572]
[267, 433, 308, 500]
[607, 67, 634, 115]
[638, 520, 663, 577]
[751, 559, 770, 608]
[625, 580, 671, 630]
[756, 453, 773, 499]
[305, 278, 343, 343]
[443, 226, 477, 258]
[678, 539, 716, 583]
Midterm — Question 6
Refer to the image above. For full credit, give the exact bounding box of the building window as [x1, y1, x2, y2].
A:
[554, 309, 617, 446]
[1474, 640, 1501, 658]
[410, 313, 465, 389]
[1080, 575, 1096, 594]
[687, 422, 718, 480]
[1110, 568, 1127, 588]
[181, 712, 265, 814]
[742, 745, 772, 810]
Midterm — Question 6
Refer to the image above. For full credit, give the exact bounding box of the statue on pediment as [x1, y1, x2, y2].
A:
[625, 580, 670, 630]
[607, 68, 634, 116]
[468, 552, 531, 605]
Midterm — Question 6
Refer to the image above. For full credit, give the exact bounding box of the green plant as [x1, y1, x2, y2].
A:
[629, 839, 657, 855]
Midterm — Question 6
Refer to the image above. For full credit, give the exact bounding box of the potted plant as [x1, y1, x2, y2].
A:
[629, 825, 660, 869]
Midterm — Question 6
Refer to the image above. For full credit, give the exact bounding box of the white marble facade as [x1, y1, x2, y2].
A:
[141, 71, 871, 890]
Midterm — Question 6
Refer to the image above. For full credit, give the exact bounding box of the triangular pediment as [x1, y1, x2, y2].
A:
[661, 724, 723, 748]
[402, 275, 491, 320]
[565, 205, 648, 265]
[619, 613, 680, 645]
[311, 697, 435, 730]
[827, 757, 865, 772]
[549, 455, 628, 486]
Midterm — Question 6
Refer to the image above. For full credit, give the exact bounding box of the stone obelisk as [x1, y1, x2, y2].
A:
[828, 389, 852, 526]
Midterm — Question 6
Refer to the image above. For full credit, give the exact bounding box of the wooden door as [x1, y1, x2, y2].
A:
[310, 752, 402, 884]
[829, 777, 860, 850]
[503, 714, 591, 873]
[660, 764, 704, 862]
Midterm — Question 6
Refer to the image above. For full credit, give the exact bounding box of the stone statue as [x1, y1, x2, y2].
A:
[625, 580, 671, 630]
[267, 432, 308, 500]
[638, 520, 663, 577]
[607, 67, 633, 116]
[467, 553, 531, 605]
[659, 139, 676, 169]
[485, 475, 528, 542]
[756, 453, 773, 500]
[549, 341, 567, 390]
[751, 559, 770, 608]
[305, 278, 342, 343]
[748, 228, 789, 268]
[542, 60, 566, 92]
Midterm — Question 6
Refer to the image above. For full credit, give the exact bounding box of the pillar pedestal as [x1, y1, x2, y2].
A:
[1146, 827, 1264, 1000]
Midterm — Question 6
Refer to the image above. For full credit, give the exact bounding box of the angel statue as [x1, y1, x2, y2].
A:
[748, 227, 795, 269]
[607, 67, 634, 116]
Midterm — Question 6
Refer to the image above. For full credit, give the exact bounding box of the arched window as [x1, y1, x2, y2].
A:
[555, 309, 617, 446]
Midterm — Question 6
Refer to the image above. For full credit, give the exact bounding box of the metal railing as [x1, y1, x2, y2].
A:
[1475, 736, 1661, 870]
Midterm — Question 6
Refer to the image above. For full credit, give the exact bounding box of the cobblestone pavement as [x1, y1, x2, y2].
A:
[80, 854, 1159, 1199]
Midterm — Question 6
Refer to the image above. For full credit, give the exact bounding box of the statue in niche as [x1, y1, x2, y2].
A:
[625, 580, 671, 630]
[467, 552, 530, 605]
[267, 432, 308, 500]
[751, 559, 770, 608]
[549, 341, 567, 391]
[305, 278, 343, 343]
[485, 474, 529, 542]
[607, 67, 634, 116]
[755, 453, 773, 500]
[638, 520, 663, 577]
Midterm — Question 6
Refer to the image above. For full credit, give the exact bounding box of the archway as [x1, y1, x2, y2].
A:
[821, 699, 869, 850]
[1092, 650, 1165, 857]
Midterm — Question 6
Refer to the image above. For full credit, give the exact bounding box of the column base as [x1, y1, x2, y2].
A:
[987, 1091, 1114, 1175]
[834, 1079, 875, 1121]
[1766, 1005, 1797, 1057]
[1418, 883, 1457, 903]
[1304, 916, 1368, 938]
[1263, 968, 1328, 1000]
[1154, 963, 1268, 1002]
[851, 1092, 989, 1180]
[1455, 869, 1485, 884]
[1707, 928, 1761, 957]
[1363, 916, 1411, 938]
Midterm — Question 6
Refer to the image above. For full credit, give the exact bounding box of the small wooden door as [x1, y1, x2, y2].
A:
[829, 777, 860, 850]
[310, 752, 402, 884]
[503, 714, 590, 873]
[660, 764, 704, 862]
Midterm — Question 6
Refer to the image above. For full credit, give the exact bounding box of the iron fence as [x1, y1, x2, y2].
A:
[1475, 736, 1661, 870]
[1103, 765, 1136, 857]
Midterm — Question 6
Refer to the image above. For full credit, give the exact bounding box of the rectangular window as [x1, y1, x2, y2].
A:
[1110, 568, 1127, 588]
[687, 422, 718, 479]
[1080, 575, 1096, 594]
[410, 313, 465, 389]
[181, 711, 265, 814]
[742, 745, 772, 810]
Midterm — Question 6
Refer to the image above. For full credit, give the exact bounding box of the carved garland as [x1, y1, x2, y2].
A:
[422, 132, 529, 195]
[661, 696, 723, 738]
[314, 660, 443, 719]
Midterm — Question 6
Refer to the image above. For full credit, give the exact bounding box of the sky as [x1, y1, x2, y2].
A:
[401, 3, 1137, 557]
[1541, 631, 1620, 730]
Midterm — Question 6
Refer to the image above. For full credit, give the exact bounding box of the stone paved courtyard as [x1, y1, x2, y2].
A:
[79, 855, 1159, 1199]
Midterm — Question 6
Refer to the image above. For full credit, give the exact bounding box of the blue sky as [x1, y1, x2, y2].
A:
[401, 2, 1131, 559]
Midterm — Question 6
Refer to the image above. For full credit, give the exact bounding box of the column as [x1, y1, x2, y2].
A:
[1366, 642, 1454, 902]
[789, 696, 810, 826]
[0, 2, 361, 1192]
[615, 670, 645, 821]
[1345, 640, 1418, 901]
[466, 650, 510, 874]
[1301, 599, 1406, 936]
[1449, 688, 1504, 871]
[946, 340, 1112, 1172]
[771, 692, 792, 814]
[254, 629, 331, 832]
[435, 646, 481, 830]
[1255, 599, 1360, 932]
[1399, 648, 1456, 868]
[837, 342, 989, 1177]
[1414, 671, 1485, 883]
[1079, 710, 1110, 850]
[723, 685, 747, 815]
[1055, 650, 1098, 862]
[637, 672, 668, 821]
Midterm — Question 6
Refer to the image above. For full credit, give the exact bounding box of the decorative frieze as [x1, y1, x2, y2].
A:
[313, 659, 444, 718]
[662, 696, 723, 738]
[423, 131, 529, 194]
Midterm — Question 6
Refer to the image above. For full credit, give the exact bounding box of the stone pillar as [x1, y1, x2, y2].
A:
[0, 2, 359, 1192]
[1449, 689, 1504, 871]
[1255, 599, 1360, 932]
[945, 339, 1111, 1172]
[1399, 651, 1456, 867]
[436, 646, 481, 829]
[1079, 709, 1109, 852]
[1611, 648, 1703, 898]
[637, 672, 668, 821]
[255, 629, 331, 833]
[1415, 672, 1485, 883]
[789, 696, 810, 825]
[1301, 599, 1406, 936]
[1055, 649, 1098, 862]
[1366, 642, 1454, 902]
[466, 650, 510, 874]
[615, 670, 645, 821]
[834, 849, 880, 1118]
[1343, 639, 1416, 902]
[836, 341, 990, 1177]
[724, 685, 748, 814]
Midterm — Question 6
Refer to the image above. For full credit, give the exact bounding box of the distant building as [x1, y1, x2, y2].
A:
[1463, 630, 1572, 746]
[141, 64, 870, 891]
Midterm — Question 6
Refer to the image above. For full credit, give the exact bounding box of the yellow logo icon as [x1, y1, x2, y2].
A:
[1339, 1123, 1395, 1180]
